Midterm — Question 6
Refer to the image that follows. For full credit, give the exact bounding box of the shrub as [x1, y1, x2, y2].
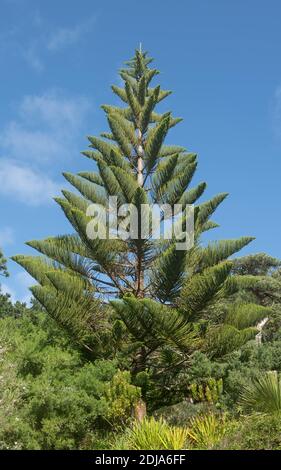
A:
[186, 413, 228, 449]
[218, 415, 281, 450]
[0, 313, 139, 450]
[126, 417, 188, 450]
[104, 370, 141, 426]
[153, 401, 211, 426]
[239, 371, 281, 415]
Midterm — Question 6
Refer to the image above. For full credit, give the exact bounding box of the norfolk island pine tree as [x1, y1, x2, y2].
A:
[12, 49, 271, 403]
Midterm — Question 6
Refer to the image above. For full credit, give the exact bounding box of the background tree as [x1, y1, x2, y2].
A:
[229, 253, 281, 341]
[0, 248, 8, 279]
[232, 253, 281, 277]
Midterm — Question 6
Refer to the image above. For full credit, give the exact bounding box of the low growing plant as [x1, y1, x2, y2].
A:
[186, 413, 228, 449]
[127, 417, 188, 450]
[239, 371, 281, 415]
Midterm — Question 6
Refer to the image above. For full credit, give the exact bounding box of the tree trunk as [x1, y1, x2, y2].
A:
[133, 398, 147, 422]
[135, 128, 144, 296]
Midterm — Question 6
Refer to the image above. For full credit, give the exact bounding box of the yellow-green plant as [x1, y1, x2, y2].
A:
[104, 370, 141, 426]
[161, 425, 189, 450]
[129, 417, 188, 450]
[189, 378, 223, 404]
[187, 413, 227, 449]
[206, 378, 223, 403]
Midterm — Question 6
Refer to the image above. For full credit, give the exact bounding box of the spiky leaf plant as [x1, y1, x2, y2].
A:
[240, 371, 281, 415]
[187, 413, 228, 449]
[128, 417, 188, 450]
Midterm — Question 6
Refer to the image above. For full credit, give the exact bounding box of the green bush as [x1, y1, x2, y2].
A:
[104, 370, 141, 426]
[153, 401, 213, 426]
[0, 312, 139, 450]
[218, 415, 281, 450]
[2, 271, 281, 450]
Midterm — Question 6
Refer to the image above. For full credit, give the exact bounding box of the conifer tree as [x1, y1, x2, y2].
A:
[13, 49, 270, 376]
[0, 248, 8, 279]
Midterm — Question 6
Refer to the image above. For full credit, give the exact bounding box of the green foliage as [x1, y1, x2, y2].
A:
[0, 308, 139, 450]
[218, 415, 281, 450]
[232, 253, 281, 276]
[12, 49, 260, 375]
[1, 47, 281, 451]
[145, 114, 170, 173]
[225, 303, 271, 330]
[180, 262, 233, 318]
[153, 401, 211, 426]
[8, 48, 273, 434]
[204, 324, 258, 359]
[126, 417, 188, 450]
[0, 247, 8, 278]
[239, 371, 281, 415]
[186, 413, 228, 449]
[189, 378, 223, 405]
[104, 371, 141, 426]
[0, 290, 27, 318]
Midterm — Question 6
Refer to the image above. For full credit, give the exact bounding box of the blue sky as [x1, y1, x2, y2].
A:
[1, 0, 281, 302]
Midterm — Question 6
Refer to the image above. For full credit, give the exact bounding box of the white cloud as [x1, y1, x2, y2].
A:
[16, 272, 34, 305]
[0, 159, 60, 206]
[1, 12, 95, 71]
[0, 227, 14, 246]
[32, 11, 43, 28]
[0, 283, 16, 303]
[47, 17, 95, 52]
[23, 46, 44, 72]
[1, 272, 34, 305]
[0, 122, 63, 162]
[0, 91, 91, 205]
[0, 90, 90, 163]
[47, 26, 83, 52]
[19, 91, 90, 132]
